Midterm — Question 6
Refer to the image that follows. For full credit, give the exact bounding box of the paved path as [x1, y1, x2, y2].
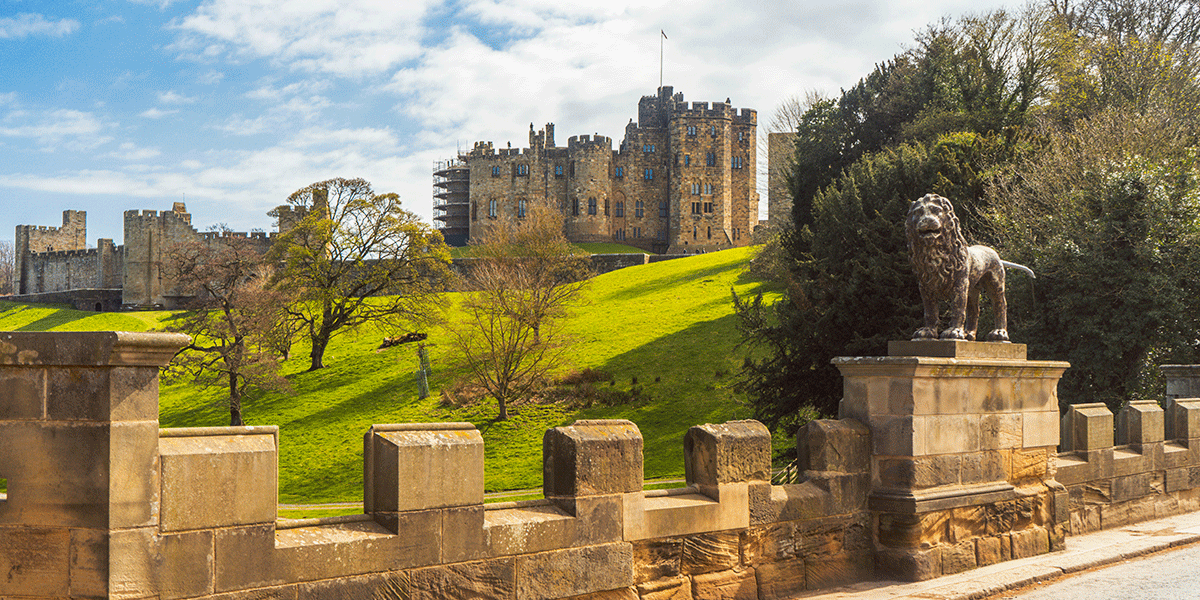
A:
[790, 511, 1200, 600]
[994, 541, 1200, 599]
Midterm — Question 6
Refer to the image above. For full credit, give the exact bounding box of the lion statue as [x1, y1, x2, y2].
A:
[905, 194, 1034, 342]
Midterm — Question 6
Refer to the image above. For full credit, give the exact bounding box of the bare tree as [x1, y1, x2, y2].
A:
[448, 204, 591, 420]
[268, 178, 454, 371]
[165, 235, 292, 426]
[0, 240, 13, 295]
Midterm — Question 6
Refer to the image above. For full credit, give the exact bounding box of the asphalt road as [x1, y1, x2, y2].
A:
[993, 541, 1200, 600]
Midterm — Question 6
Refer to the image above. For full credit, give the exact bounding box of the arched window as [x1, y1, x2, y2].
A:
[615, 201, 624, 217]
[518, 198, 527, 218]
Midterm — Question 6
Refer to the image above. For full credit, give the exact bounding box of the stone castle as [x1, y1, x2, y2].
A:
[435, 86, 759, 254]
[13, 203, 276, 310]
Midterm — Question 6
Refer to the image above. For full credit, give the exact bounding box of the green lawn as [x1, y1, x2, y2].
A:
[451, 241, 651, 258]
[0, 246, 781, 504]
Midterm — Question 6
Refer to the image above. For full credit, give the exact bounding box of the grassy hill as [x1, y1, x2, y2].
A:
[0, 246, 780, 504]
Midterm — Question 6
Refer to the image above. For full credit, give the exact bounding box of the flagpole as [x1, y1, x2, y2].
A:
[659, 30, 668, 90]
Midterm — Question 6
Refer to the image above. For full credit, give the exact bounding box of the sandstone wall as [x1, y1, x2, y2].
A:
[1055, 392, 1200, 534]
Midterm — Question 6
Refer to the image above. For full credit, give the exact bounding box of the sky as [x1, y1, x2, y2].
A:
[0, 0, 1018, 245]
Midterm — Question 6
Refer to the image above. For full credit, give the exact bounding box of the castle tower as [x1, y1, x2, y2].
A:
[14, 210, 87, 294]
[564, 135, 614, 241]
[122, 203, 197, 307]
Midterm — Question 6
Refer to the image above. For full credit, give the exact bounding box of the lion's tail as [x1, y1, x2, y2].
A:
[1001, 260, 1036, 279]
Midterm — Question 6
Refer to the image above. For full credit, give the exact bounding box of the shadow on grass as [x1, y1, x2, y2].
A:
[569, 311, 755, 480]
[598, 259, 750, 304]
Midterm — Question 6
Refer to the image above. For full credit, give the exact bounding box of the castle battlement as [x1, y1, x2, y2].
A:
[33, 248, 101, 259]
[567, 134, 612, 149]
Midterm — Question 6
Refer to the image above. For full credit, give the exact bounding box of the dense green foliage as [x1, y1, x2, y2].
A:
[743, 0, 1200, 430]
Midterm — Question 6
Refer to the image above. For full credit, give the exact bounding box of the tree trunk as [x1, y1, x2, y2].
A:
[497, 396, 508, 420]
[228, 371, 244, 426]
[308, 336, 327, 371]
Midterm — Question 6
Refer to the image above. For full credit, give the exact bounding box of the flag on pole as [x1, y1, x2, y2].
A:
[661, 30, 667, 40]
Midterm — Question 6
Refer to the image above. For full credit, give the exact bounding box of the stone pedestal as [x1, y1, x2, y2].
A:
[833, 340, 1069, 581]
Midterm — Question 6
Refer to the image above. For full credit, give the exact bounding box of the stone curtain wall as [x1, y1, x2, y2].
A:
[1056, 384, 1200, 534]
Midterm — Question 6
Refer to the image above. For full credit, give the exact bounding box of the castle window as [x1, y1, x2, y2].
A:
[691, 202, 702, 215]
[644, 168, 653, 180]
[705, 183, 714, 195]
[706, 152, 715, 166]
[615, 166, 624, 178]
[588, 197, 597, 215]
[570, 161, 576, 177]
[635, 200, 644, 218]
[738, 131, 744, 141]
[710, 125, 716, 137]
[687, 125, 697, 136]
[472, 201, 478, 220]
[615, 201, 624, 217]
[605, 198, 610, 215]
[693, 226, 697, 240]
[555, 164, 564, 177]
[707, 226, 712, 239]
[491, 166, 500, 177]
[643, 144, 655, 153]
[516, 164, 529, 176]
[691, 183, 700, 195]
[732, 156, 743, 169]
[573, 199, 580, 216]
[684, 154, 690, 167]
[704, 202, 714, 213]
[633, 227, 641, 238]
[518, 198, 527, 218]
[659, 202, 668, 218]
[615, 229, 625, 241]
[488, 199, 497, 218]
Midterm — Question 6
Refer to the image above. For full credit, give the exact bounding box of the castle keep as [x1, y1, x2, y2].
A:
[13, 203, 274, 309]
[437, 86, 759, 254]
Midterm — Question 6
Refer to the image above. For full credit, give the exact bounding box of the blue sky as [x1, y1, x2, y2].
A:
[0, 0, 1016, 245]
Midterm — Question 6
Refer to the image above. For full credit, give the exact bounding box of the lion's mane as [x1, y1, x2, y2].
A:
[906, 194, 968, 299]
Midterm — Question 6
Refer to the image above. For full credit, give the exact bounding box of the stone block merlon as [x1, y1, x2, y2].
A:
[543, 419, 643, 498]
[683, 420, 771, 487]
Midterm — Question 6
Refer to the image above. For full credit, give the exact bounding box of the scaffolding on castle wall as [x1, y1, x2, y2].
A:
[433, 157, 470, 247]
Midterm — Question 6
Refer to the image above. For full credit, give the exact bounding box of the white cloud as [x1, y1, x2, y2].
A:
[0, 107, 112, 151]
[0, 13, 80, 39]
[198, 70, 225, 85]
[171, 0, 438, 76]
[157, 90, 196, 104]
[215, 94, 333, 135]
[108, 142, 162, 161]
[139, 107, 179, 119]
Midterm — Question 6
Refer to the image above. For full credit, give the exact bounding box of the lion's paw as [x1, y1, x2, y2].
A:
[912, 327, 938, 340]
[940, 328, 967, 340]
[986, 329, 1010, 343]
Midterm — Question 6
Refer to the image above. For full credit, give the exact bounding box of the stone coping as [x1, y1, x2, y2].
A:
[832, 355, 1071, 372]
[0, 331, 190, 366]
[868, 481, 1016, 514]
[159, 425, 279, 437]
[889, 340, 1027, 360]
[367, 422, 475, 432]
